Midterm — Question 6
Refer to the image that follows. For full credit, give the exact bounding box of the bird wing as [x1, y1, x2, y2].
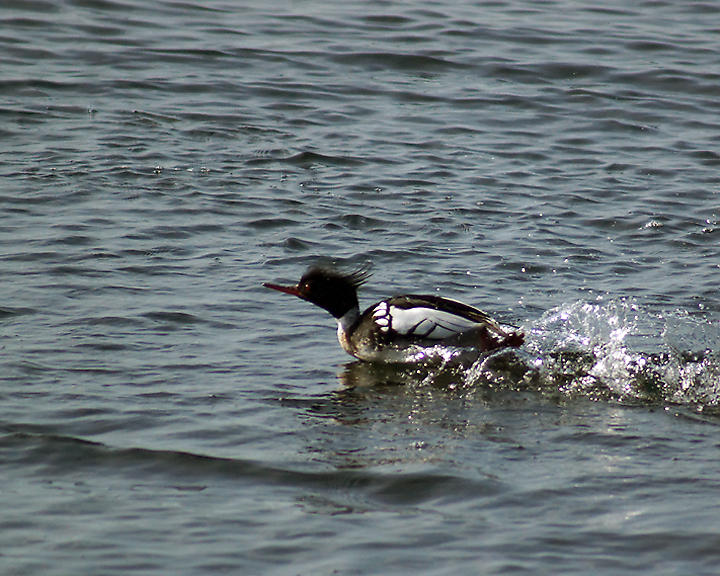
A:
[371, 295, 505, 340]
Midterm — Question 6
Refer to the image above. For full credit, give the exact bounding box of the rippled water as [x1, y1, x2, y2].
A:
[3, 1, 720, 574]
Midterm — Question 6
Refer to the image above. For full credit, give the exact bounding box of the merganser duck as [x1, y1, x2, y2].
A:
[264, 266, 524, 363]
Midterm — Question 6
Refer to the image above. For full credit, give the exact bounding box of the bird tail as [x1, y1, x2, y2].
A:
[500, 331, 524, 348]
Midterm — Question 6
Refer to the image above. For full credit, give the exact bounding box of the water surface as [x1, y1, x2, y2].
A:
[2, 1, 720, 574]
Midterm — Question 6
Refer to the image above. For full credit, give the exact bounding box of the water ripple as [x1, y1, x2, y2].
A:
[3, 0, 720, 573]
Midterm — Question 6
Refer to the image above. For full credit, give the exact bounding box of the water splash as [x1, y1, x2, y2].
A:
[340, 299, 720, 411]
[486, 299, 720, 409]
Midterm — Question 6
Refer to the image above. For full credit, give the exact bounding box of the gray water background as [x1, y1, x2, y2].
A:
[3, 1, 720, 574]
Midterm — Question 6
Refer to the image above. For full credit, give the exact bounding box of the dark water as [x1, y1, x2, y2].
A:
[3, 0, 720, 574]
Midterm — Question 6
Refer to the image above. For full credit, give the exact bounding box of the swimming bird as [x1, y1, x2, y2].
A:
[263, 266, 524, 363]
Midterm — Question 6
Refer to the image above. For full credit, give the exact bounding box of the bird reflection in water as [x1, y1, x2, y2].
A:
[337, 347, 529, 391]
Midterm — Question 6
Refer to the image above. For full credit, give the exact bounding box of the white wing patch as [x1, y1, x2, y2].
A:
[372, 302, 391, 332]
[384, 305, 481, 339]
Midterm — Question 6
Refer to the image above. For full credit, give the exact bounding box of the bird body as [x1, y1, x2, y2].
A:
[264, 266, 524, 363]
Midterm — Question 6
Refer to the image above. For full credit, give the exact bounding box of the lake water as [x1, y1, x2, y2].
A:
[2, 1, 720, 574]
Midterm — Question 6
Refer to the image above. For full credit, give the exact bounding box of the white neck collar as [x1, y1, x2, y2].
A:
[336, 308, 359, 333]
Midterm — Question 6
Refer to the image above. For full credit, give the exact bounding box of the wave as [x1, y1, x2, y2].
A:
[0, 429, 498, 505]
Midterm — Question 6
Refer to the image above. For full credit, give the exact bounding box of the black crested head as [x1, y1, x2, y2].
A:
[264, 264, 371, 319]
[296, 265, 370, 318]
